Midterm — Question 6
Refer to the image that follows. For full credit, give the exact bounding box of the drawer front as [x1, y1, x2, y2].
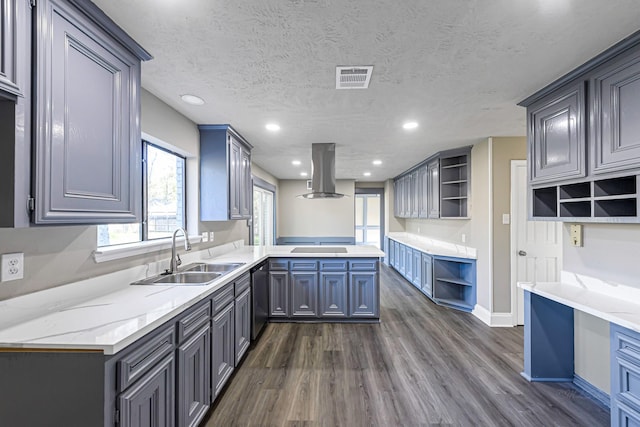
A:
[118, 325, 175, 391]
[348, 259, 378, 271]
[617, 357, 640, 403]
[269, 259, 288, 271]
[290, 260, 318, 271]
[319, 260, 348, 271]
[212, 282, 235, 315]
[615, 327, 640, 365]
[176, 301, 211, 344]
[616, 399, 640, 427]
[235, 273, 251, 296]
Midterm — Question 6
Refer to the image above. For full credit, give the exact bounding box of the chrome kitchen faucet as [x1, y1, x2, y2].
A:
[167, 228, 192, 274]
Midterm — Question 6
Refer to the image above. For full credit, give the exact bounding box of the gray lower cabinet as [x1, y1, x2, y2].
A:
[349, 271, 378, 317]
[212, 303, 235, 397]
[118, 355, 175, 427]
[177, 324, 211, 427]
[398, 244, 406, 275]
[421, 253, 433, 298]
[234, 288, 251, 366]
[411, 249, 421, 288]
[319, 272, 348, 317]
[32, 0, 150, 224]
[405, 246, 413, 283]
[291, 271, 318, 317]
[269, 271, 290, 317]
[591, 49, 640, 175]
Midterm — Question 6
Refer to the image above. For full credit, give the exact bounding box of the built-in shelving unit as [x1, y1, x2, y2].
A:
[433, 256, 476, 311]
[440, 153, 470, 218]
[532, 175, 639, 221]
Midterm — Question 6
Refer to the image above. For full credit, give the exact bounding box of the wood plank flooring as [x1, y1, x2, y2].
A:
[203, 264, 609, 427]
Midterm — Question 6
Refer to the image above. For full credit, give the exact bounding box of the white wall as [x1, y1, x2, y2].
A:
[277, 180, 355, 238]
[564, 223, 640, 394]
[0, 89, 248, 301]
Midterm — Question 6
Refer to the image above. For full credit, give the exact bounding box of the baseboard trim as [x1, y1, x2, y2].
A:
[472, 305, 515, 327]
[520, 372, 573, 382]
[573, 374, 610, 409]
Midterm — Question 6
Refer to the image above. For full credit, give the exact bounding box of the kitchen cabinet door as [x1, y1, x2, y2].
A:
[591, 48, 640, 175]
[349, 272, 378, 317]
[528, 81, 586, 184]
[427, 159, 440, 219]
[0, 0, 24, 100]
[418, 166, 429, 218]
[269, 271, 289, 317]
[405, 247, 413, 283]
[412, 249, 422, 288]
[118, 355, 175, 427]
[33, 0, 145, 224]
[421, 253, 433, 298]
[177, 325, 210, 427]
[212, 303, 234, 397]
[240, 147, 252, 218]
[234, 288, 251, 366]
[398, 244, 406, 275]
[410, 170, 420, 218]
[291, 271, 318, 317]
[319, 272, 348, 318]
[229, 137, 242, 219]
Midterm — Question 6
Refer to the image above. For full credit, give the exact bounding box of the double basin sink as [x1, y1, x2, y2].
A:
[131, 262, 245, 286]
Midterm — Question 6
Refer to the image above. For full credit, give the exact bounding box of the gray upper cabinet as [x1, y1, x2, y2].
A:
[199, 125, 253, 221]
[0, 0, 24, 100]
[410, 170, 419, 218]
[418, 165, 428, 218]
[591, 47, 640, 175]
[32, 0, 151, 224]
[427, 159, 440, 218]
[528, 81, 586, 184]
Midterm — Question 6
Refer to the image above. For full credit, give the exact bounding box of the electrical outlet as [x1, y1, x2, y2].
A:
[461, 234, 466, 243]
[570, 224, 583, 247]
[1, 253, 24, 282]
[201, 232, 209, 243]
[209, 232, 215, 242]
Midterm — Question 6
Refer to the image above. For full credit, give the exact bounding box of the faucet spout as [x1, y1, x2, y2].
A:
[169, 228, 191, 274]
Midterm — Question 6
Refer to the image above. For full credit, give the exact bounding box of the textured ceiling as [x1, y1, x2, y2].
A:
[93, 0, 640, 181]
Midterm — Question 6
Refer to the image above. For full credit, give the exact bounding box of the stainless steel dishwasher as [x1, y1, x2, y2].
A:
[250, 261, 268, 340]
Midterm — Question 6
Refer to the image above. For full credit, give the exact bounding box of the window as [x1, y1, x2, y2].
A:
[97, 142, 186, 247]
[355, 192, 382, 248]
[253, 182, 275, 246]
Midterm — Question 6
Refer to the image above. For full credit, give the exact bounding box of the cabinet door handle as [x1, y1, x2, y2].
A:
[518, 250, 527, 256]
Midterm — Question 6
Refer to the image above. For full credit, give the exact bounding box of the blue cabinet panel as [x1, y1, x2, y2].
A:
[291, 271, 318, 317]
[612, 324, 640, 426]
[349, 272, 378, 318]
[320, 272, 348, 318]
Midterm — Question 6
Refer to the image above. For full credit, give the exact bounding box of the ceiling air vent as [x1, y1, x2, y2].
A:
[335, 66, 373, 89]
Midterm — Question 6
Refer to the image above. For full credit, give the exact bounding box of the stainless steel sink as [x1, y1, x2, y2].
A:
[183, 262, 244, 273]
[131, 262, 244, 286]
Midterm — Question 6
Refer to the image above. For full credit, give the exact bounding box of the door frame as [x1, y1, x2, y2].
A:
[354, 187, 385, 248]
[509, 160, 526, 326]
[251, 176, 276, 246]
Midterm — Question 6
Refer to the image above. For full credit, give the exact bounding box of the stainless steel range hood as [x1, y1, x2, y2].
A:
[298, 143, 345, 199]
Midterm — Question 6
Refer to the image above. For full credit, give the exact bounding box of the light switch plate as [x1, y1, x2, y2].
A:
[570, 224, 583, 247]
[201, 232, 209, 243]
[1, 253, 24, 282]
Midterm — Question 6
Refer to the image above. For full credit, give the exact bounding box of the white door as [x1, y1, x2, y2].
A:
[253, 185, 274, 246]
[511, 160, 562, 325]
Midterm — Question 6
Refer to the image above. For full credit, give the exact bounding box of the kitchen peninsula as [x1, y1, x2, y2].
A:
[0, 243, 383, 427]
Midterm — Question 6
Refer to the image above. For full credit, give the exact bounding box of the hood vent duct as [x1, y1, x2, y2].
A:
[298, 143, 345, 199]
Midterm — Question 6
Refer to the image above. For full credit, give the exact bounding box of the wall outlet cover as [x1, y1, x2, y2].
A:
[570, 224, 583, 247]
[1, 252, 24, 282]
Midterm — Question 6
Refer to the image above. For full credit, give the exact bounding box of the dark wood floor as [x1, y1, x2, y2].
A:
[203, 264, 609, 427]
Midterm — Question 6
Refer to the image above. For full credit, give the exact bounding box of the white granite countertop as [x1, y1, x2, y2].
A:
[386, 232, 476, 259]
[0, 244, 383, 355]
[518, 271, 640, 333]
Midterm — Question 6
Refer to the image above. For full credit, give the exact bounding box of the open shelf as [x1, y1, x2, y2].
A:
[434, 277, 473, 286]
[433, 257, 476, 311]
[559, 201, 591, 217]
[594, 198, 637, 217]
[594, 176, 636, 197]
[532, 186, 558, 217]
[559, 182, 590, 200]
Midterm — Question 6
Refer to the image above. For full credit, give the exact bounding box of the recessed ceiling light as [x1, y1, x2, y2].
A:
[292, 160, 301, 166]
[266, 123, 281, 132]
[363, 172, 372, 177]
[180, 94, 205, 105]
[372, 160, 382, 165]
[300, 172, 308, 177]
[403, 121, 418, 130]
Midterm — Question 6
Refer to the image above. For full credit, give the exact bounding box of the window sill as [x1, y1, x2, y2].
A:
[93, 235, 203, 263]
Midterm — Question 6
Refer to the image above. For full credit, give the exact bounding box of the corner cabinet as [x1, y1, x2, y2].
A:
[199, 125, 253, 221]
[522, 33, 640, 223]
[393, 147, 470, 220]
[32, 0, 152, 224]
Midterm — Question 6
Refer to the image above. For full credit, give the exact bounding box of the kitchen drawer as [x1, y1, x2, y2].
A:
[319, 260, 348, 271]
[269, 259, 288, 271]
[117, 325, 175, 391]
[348, 259, 378, 271]
[212, 282, 235, 315]
[176, 301, 211, 344]
[617, 356, 640, 404]
[616, 399, 640, 427]
[290, 260, 318, 271]
[235, 273, 250, 296]
[613, 324, 640, 364]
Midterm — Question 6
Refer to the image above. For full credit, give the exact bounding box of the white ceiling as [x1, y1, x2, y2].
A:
[93, 0, 640, 181]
